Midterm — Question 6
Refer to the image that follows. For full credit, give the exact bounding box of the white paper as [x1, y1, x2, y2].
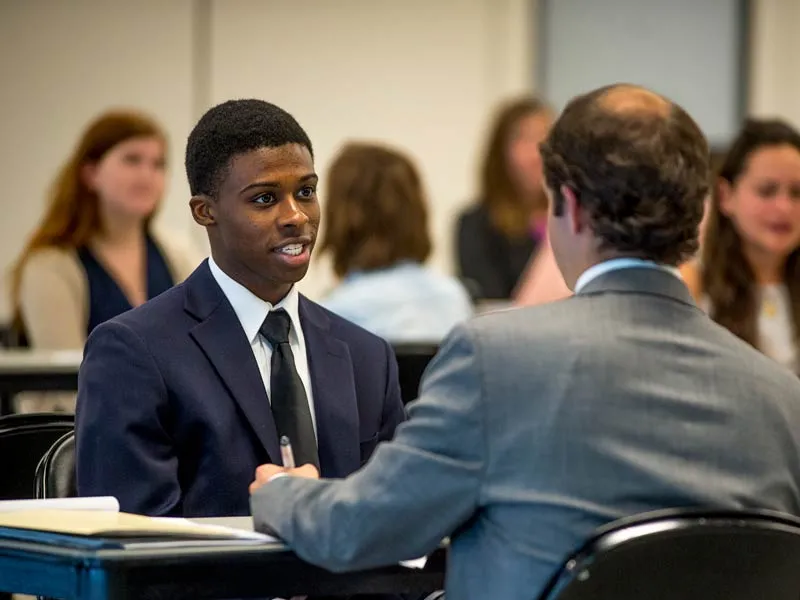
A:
[191, 516, 255, 532]
[0, 496, 119, 513]
[400, 556, 428, 569]
[152, 516, 277, 542]
[123, 538, 273, 550]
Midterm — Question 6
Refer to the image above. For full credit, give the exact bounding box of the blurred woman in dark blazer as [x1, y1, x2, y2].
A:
[456, 97, 553, 301]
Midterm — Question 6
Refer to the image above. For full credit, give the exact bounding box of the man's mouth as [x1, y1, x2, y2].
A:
[272, 239, 313, 267]
[275, 243, 305, 256]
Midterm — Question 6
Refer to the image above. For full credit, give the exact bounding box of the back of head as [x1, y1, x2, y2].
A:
[185, 99, 313, 198]
[321, 142, 431, 278]
[702, 117, 800, 349]
[480, 96, 553, 238]
[541, 84, 710, 265]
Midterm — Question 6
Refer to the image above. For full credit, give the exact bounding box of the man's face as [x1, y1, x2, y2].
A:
[195, 143, 320, 303]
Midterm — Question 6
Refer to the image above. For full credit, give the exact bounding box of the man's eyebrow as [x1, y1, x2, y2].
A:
[239, 173, 318, 194]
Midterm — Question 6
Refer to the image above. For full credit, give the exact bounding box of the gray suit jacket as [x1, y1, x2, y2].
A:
[251, 267, 800, 600]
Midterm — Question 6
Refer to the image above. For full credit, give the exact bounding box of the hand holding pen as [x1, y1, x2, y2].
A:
[280, 435, 296, 469]
[249, 436, 320, 494]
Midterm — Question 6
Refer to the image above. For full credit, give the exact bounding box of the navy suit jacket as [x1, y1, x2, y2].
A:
[75, 261, 406, 517]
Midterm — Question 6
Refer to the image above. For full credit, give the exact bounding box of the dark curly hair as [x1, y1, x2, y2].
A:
[540, 84, 710, 265]
[185, 99, 313, 197]
[702, 118, 800, 351]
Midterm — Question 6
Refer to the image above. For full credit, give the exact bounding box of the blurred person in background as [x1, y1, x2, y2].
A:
[10, 110, 199, 410]
[456, 96, 553, 302]
[321, 142, 472, 342]
[513, 236, 571, 306]
[682, 118, 800, 373]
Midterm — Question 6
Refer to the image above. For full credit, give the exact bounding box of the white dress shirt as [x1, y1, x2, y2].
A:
[699, 283, 797, 373]
[208, 257, 316, 434]
[758, 284, 797, 372]
[574, 258, 681, 293]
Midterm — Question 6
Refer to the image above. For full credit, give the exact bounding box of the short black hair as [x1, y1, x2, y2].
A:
[541, 84, 710, 266]
[185, 99, 313, 197]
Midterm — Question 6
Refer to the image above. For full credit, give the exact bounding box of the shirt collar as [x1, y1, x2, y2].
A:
[574, 258, 681, 294]
[208, 256, 302, 344]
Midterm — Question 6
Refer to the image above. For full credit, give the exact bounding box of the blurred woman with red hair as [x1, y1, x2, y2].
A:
[11, 110, 198, 374]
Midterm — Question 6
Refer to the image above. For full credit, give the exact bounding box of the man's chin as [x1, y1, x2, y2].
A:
[276, 262, 312, 286]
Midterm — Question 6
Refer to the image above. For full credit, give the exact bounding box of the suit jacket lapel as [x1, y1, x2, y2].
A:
[300, 297, 361, 477]
[184, 262, 281, 462]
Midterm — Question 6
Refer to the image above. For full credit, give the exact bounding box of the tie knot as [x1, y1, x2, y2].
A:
[260, 309, 291, 345]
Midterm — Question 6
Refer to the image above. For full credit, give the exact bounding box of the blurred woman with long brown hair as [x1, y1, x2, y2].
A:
[12, 110, 198, 354]
[682, 118, 800, 372]
[321, 142, 473, 342]
[456, 96, 553, 301]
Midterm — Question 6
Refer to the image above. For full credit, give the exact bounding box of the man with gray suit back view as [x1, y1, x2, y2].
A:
[249, 84, 800, 600]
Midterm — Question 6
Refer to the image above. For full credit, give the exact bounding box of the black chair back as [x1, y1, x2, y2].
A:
[34, 431, 76, 499]
[539, 508, 800, 600]
[0, 322, 23, 416]
[392, 343, 438, 405]
[0, 320, 27, 348]
[0, 324, 13, 348]
[0, 413, 74, 500]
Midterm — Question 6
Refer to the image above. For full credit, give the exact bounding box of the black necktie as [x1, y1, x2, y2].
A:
[259, 309, 319, 469]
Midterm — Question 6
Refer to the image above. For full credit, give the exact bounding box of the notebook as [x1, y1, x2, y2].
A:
[0, 509, 277, 550]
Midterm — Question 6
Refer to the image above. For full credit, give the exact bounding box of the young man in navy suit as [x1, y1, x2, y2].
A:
[75, 99, 406, 517]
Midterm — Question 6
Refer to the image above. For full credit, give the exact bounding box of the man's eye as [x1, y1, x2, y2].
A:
[298, 186, 316, 199]
[253, 193, 276, 204]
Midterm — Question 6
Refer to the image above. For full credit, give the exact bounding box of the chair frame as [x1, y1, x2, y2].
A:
[538, 508, 800, 600]
[34, 430, 75, 500]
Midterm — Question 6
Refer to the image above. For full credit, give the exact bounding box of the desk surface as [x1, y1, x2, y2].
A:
[0, 533, 445, 599]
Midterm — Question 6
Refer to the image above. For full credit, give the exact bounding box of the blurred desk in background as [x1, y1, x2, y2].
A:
[0, 350, 81, 415]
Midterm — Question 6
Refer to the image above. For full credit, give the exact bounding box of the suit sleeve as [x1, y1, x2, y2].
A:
[251, 324, 486, 571]
[76, 321, 181, 516]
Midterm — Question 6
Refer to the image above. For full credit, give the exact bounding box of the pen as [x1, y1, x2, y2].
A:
[280, 435, 296, 469]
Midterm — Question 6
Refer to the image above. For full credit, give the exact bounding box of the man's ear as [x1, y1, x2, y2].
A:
[190, 195, 216, 227]
[560, 185, 587, 235]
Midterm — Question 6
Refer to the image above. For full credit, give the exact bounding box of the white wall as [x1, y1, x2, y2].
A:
[0, 0, 798, 318]
[539, 0, 743, 147]
[749, 0, 800, 126]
